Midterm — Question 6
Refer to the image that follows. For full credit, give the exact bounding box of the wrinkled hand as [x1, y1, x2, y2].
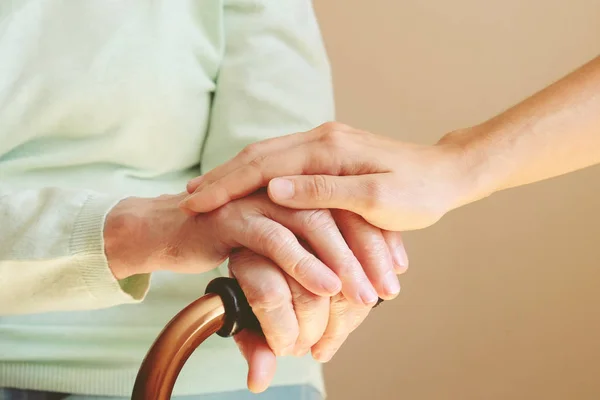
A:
[106, 191, 406, 304]
[105, 190, 407, 393]
[230, 247, 377, 393]
[181, 122, 473, 232]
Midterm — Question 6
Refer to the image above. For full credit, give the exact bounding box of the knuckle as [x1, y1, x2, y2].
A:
[361, 241, 389, 265]
[320, 128, 348, 148]
[336, 255, 362, 279]
[300, 209, 335, 233]
[287, 254, 316, 282]
[244, 155, 268, 181]
[250, 284, 291, 313]
[255, 225, 317, 283]
[238, 143, 262, 160]
[330, 295, 350, 313]
[307, 175, 333, 202]
[259, 225, 294, 256]
[331, 305, 349, 320]
[247, 154, 267, 170]
[292, 290, 321, 310]
[258, 223, 281, 243]
[270, 329, 299, 355]
[321, 121, 352, 133]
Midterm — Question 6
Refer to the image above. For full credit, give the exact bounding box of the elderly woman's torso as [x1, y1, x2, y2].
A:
[0, 2, 325, 397]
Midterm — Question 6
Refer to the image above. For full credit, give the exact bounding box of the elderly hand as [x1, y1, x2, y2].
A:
[105, 190, 407, 393]
[181, 122, 478, 232]
[229, 247, 381, 393]
[105, 191, 406, 304]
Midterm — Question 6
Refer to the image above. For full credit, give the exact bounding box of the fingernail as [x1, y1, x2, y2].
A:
[269, 178, 294, 200]
[359, 286, 379, 306]
[393, 264, 405, 274]
[384, 271, 401, 297]
[393, 246, 409, 270]
[186, 176, 203, 192]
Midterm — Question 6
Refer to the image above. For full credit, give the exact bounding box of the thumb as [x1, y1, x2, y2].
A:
[268, 174, 383, 215]
[186, 176, 204, 194]
[234, 330, 277, 393]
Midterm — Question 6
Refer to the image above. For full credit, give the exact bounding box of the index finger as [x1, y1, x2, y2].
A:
[186, 129, 322, 194]
[180, 142, 340, 213]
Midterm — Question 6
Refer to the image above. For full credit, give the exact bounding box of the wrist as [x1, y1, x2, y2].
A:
[436, 125, 504, 210]
[104, 197, 155, 280]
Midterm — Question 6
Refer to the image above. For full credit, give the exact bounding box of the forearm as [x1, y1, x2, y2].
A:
[447, 55, 600, 205]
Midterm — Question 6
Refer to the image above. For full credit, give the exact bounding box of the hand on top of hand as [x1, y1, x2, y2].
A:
[106, 190, 405, 303]
[181, 122, 478, 232]
[105, 190, 408, 392]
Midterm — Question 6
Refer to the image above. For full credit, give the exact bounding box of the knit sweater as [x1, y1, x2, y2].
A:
[0, 0, 334, 396]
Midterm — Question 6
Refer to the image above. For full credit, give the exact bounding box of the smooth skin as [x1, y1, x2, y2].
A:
[182, 55, 600, 233]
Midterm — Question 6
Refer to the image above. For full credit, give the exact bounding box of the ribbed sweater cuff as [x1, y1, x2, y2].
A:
[69, 194, 151, 307]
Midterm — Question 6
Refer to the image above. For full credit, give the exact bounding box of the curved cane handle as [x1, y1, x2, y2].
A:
[131, 278, 383, 399]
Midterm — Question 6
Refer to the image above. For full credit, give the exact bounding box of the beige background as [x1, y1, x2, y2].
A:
[313, 1, 600, 400]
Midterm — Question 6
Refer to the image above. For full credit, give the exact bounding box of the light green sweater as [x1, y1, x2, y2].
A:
[0, 0, 334, 396]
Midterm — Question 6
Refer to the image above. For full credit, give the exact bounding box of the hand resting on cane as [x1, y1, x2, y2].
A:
[105, 190, 407, 393]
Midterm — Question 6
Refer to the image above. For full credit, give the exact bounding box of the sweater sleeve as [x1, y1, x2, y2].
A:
[201, 0, 335, 171]
[0, 186, 150, 315]
[200, 0, 336, 276]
